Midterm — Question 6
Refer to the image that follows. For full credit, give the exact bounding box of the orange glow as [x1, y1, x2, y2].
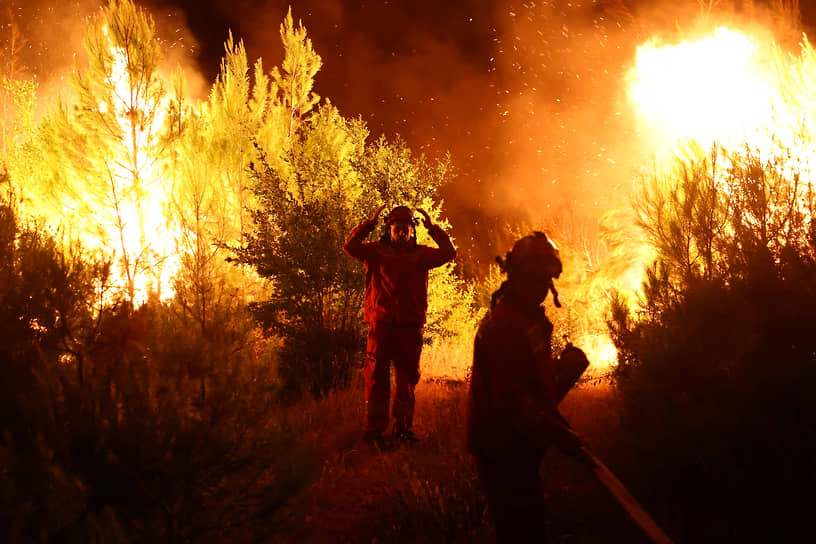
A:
[100, 42, 179, 304]
[630, 27, 777, 152]
[575, 333, 618, 378]
[32, 30, 184, 306]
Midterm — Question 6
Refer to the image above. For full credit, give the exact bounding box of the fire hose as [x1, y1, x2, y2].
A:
[555, 344, 674, 543]
[577, 443, 674, 544]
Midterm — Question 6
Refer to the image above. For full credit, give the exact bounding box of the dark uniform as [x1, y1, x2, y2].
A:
[467, 232, 586, 543]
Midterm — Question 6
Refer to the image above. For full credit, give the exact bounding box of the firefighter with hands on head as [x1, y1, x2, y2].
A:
[343, 204, 456, 447]
[467, 231, 592, 543]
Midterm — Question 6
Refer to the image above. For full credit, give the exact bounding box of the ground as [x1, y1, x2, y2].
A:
[273, 379, 655, 543]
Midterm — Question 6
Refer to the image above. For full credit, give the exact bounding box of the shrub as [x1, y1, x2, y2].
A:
[0, 203, 313, 542]
[608, 144, 816, 541]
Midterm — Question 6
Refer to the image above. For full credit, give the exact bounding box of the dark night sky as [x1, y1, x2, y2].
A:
[7, 0, 816, 267]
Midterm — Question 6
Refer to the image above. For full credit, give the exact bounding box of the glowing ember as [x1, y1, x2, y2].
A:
[629, 27, 777, 152]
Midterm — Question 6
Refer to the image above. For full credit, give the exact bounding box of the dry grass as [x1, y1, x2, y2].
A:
[274, 374, 653, 543]
[275, 379, 488, 543]
[420, 337, 475, 382]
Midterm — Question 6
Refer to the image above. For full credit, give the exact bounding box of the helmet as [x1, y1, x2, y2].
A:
[384, 206, 417, 226]
[492, 231, 564, 309]
[507, 231, 562, 279]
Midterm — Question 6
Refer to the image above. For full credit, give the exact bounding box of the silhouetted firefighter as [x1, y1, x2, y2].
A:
[343, 205, 456, 446]
[467, 232, 592, 542]
[467, 232, 674, 544]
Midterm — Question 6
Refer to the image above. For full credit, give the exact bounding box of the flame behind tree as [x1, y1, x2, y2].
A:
[567, 23, 816, 374]
[630, 27, 777, 152]
[629, 25, 816, 168]
[30, 0, 179, 305]
[627, 26, 816, 282]
[607, 21, 816, 379]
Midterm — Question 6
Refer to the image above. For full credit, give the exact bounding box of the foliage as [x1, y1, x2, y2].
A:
[270, 7, 322, 139]
[608, 142, 816, 540]
[202, 31, 271, 243]
[22, 0, 180, 303]
[0, 8, 35, 176]
[232, 14, 477, 398]
[0, 11, 37, 192]
[0, 201, 312, 542]
[0, 78, 36, 178]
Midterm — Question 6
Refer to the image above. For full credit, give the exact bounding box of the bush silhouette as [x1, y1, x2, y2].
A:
[609, 144, 816, 541]
[0, 203, 313, 542]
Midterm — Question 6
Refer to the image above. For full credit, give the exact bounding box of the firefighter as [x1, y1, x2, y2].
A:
[467, 231, 590, 543]
[343, 204, 456, 446]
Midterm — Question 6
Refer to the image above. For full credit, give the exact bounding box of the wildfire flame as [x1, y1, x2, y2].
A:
[629, 27, 778, 151]
[627, 25, 816, 166]
[571, 26, 816, 377]
[30, 23, 184, 307]
[98, 42, 179, 304]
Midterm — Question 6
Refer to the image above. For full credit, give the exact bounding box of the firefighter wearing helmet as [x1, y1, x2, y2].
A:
[467, 231, 591, 542]
[343, 204, 456, 446]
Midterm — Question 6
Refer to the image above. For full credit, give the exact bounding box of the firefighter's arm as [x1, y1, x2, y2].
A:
[484, 324, 560, 439]
[343, 205, 385, 261]
[417, 208, 456, 267]
[539, 409, 587, 458]
[515, 331, 587, 458]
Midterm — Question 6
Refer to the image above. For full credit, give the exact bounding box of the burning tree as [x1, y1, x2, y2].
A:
[27, 0, 181, 304]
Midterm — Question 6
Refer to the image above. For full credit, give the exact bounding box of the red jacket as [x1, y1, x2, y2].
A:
[343, 220, 456, 326]
[467, 293, 571, 458]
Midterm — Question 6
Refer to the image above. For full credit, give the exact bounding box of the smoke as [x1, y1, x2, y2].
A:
[463, 0, 809, 266]
[142, 1, 208, 98]
[168, 0, 808, 268]
[486, 2, 643, 241]
[4, 0, 810, 268]
[1, 0, 98, 96]
[1, 0, 207, 106]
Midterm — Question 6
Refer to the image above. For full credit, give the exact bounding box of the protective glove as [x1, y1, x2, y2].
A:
[556, 424, 584, 456]
[554, 423, 595, 467]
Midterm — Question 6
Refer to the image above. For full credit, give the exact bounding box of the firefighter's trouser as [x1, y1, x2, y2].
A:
[475, 453, 549, 543]
[363, 322, 423, 434]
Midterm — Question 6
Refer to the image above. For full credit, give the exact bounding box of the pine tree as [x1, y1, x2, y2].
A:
[206, 33, 269, 243]
[271, 7, 322, 140]
[28, 0, 179, 304]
